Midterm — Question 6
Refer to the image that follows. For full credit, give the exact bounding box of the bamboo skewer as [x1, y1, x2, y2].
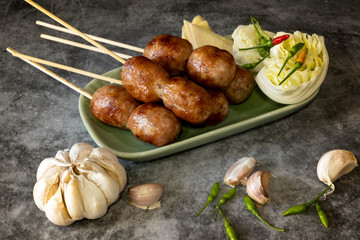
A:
[40, 34, 133, 60]
[36, 20, 144, 53]
[10, 50, 123, 85]
[7, 47, 92, 100]
[25, 0, 126, 64]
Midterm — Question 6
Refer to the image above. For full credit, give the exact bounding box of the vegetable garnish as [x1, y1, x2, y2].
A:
[196, 182, 220, 217]
[279, 49, 308, 85]
[239, 34, 290, 51]
[277, 42, 305, 76]
[244, 195, 285, 232]
[214, 187, 236, 220]
[216, 206, 239, 240]
[251, 17, 271, 57]
[316, 201, 329, 229]
[241, 54, 269, 70]
[282, 185, 331, 216]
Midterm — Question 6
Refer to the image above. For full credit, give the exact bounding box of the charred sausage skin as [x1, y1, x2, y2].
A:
[90, 85, 140, 129]
[187, 45, 236, 89]
[205, 89, 229, 125]
[144, 34, 193, 77]
[221, 66, 255, 104]
[121, 56, 169, 102]
[155, 76, 213, 125]
[128, 103, 182, 146]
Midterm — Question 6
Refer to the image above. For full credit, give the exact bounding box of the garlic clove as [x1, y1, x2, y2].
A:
[89, 147, 127, 192]
[77, 175, 108, 219]
[69, 142, 94, 163]
[317, 150, 358, 193]
[78, 160, 120, 205]
[128, 183, 164, 210]
[44, 184, 75, 226]
[54, 149, 71, 164]
[36, 157, 68, 180]
[33, 167, 61, 211]
[246, 171, 272, 205]
[224, 157, 257, 187]
[62, 171, 85, 220]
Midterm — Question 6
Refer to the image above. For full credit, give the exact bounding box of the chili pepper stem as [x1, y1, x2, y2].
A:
[214, 187, 236, 221]
[196, 182, 220, 218]
[306, 185, 332, 207]
[196, 202, 210, 217]
[278, 43, 305, 76]
[282, 185, 332, 216]
[251, 17, 272, 41]
[241, 54, 269, 69]
[239, 43, 271, 51]
[278, 65, 300, 85]
[279, 49, 308, 85]
[252, 210, 285, 232]
[244, 195, 285, 232]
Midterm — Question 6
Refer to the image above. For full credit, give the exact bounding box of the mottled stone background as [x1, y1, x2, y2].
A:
[1, 0, 359, 239]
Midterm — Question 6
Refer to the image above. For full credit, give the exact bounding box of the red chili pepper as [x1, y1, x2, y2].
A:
[273, 34, 290, 45]
[239, 34, 290, 51]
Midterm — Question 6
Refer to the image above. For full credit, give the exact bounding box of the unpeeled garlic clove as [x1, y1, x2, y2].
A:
[246, 171, 272, 205]
[224, 157, 257, 187]
[128, 183, 164, 210]
[317, 149, 358, 193]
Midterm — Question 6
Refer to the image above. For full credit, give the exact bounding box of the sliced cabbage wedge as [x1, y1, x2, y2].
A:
[255, 31, 329, 104]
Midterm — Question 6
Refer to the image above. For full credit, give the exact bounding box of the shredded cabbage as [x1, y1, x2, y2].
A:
[264, 31, 326, 87]
[255, 31, 329, 104]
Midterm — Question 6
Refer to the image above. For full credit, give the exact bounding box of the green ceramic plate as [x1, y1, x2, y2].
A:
[79, 67, 317, 161]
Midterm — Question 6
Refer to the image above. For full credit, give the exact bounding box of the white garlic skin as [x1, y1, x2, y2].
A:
[246, 171, 272, 205]
[33, 143, 127, 226]
[128, 183, 164, 210]
[317, 150, 358, 191]
[224, 157, 257, 187]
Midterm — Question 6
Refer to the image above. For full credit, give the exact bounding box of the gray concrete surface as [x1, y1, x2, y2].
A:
[1, 0, 359, 239]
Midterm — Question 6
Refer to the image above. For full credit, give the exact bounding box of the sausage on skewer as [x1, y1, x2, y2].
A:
[143, 34, 193, 77]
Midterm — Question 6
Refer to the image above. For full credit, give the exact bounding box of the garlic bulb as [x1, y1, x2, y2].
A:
[33, 142, 127, 226]
[246, 171, 272, 205]
[128, 183, 164, 210]
[224, 157, 257, 187]
[317, 150, 358, 193]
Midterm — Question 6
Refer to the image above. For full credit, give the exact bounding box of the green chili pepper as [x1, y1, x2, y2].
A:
[316, 201, 329, 229]
[216, 206, 238, 240]
[277, 43, 305, 76]
[241, 54, 269, 69]
[244, 195, 285, 232]
[196, 182, 220, 217]
[283, 185, 331, 216]
[214, 187, 236, 220]
[278, 49, 307, 85]
[251, 17, 271, 57]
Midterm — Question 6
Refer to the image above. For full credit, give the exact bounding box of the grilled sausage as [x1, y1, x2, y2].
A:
[127, 103, 182, 146]
[221, 66, 255, 104]
[155, 76, 213, 125]
[187, 45, 236, 88]
[205, 89, 229, 125]
[121, 56, 169, 102]
[143, 34, 193, 76]
[90, 84, 140, 129]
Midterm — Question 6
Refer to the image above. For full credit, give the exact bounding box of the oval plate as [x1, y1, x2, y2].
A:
[79, 67, 318, 161]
